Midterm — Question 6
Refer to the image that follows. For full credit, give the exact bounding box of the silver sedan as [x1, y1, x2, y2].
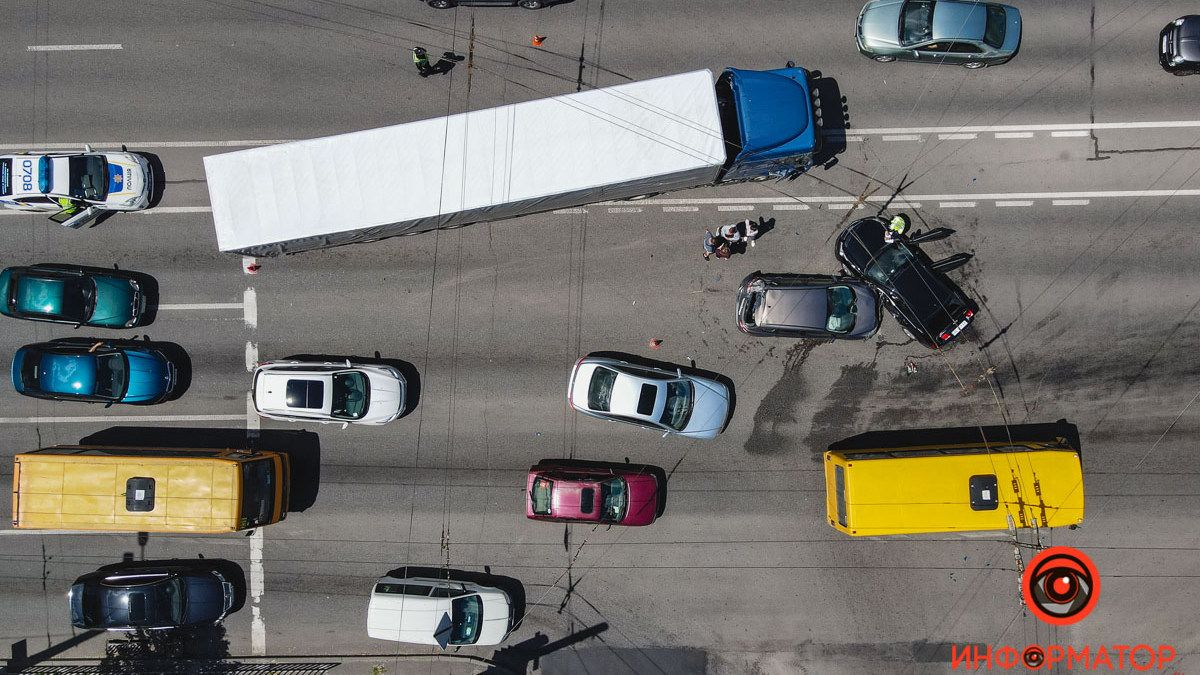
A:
[568, 356, 731, 440]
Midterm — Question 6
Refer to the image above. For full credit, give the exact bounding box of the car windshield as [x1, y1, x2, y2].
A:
[658, 380, 693, 431]
[587, 366, 618, 411]
[239, 459, 277, 529]
[530, 477, 553, 515]
[93, 352, 127, 399]
[901, 0, 935, 45]
[331, 371, 370, 419]
[599, 478, 628, 522]
[864, 243, 918, 285]
[450, 595, 483, 645]
[826, 286, 858, 334]
[68, 155, 109, 201]
[983, 5, 1006, 48]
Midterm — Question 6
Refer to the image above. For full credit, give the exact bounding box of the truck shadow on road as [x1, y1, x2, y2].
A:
[78, 426, 323, 512]
[829, 419, 1081, 454]
[809, 72, 850, 170]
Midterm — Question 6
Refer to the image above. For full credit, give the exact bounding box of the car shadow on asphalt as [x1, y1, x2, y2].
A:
[78, 426, 323, 512]
[383, 566, 526, 629]
[140, 151, 167, 209]
[585, 351, 736, 434]
[284, 352, 421, 418]
[532, 458, 670, 518]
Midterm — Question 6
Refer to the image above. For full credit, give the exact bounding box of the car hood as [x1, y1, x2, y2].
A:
[475, 591, 512, 646]
[181, 575, 226, 624]
[622, 473, 661, 525]
[364, 370, 405, 421]
[90, 276, 138, 327]
[102, 153, 148, 207]
[999, 5, 1022, 54]
[859, 0, 903, 46]
[680, 377, 730, 438]
[0, 268, 12, 314]
[846, 283, 882, 338]
[122, 349, 171, 402]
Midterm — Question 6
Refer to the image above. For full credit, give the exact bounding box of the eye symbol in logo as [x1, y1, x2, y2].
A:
[1022, 546, 1099, 625]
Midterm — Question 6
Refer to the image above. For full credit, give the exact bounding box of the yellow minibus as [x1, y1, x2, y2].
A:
[12, 445, 290, 533]
[824, 438, 1083, 536]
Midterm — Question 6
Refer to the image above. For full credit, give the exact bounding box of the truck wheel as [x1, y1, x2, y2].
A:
[518, 0, 544, 7]
[427, 0, 455, 7]
[873, 55, 896, 63]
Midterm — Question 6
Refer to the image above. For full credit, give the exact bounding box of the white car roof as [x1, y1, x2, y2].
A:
[366, 577, 511, 646]
[572, 361, 665, 423]
[254, 370, 333, 416]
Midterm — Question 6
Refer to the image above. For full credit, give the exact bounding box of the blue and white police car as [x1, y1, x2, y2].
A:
[0, 147, 152, 228]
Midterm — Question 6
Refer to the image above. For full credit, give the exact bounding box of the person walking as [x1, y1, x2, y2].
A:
[412, 47, 432, 77]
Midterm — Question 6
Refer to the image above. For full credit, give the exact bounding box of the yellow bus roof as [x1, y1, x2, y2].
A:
[825, 448, 1084, 536]
[13, 452, 240, 533]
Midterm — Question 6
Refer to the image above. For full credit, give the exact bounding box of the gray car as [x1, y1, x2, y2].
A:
[735, 272, 881, 340]
[856, 0, 1022, 68]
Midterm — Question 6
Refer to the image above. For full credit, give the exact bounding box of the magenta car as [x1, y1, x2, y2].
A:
[526, 463, 661, 526]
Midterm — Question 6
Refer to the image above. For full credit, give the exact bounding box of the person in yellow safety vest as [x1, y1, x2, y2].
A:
[884, 213, 909, 243]
[56, 197, 79, 215]
[412, 47, 431, 78]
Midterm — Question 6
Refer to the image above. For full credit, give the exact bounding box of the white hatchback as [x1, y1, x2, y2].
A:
[367, 576, 513, 647]
[251, 359, 406, 427]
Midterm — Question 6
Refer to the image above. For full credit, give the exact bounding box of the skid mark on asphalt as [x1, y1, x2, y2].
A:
[743, 341, 824, 455]
[802, 362, 880, 455]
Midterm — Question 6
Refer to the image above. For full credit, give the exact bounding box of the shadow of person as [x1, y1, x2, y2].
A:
[429, 58, 458, 76]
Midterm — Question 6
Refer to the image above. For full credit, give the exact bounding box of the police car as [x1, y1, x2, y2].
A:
[0, 146, 152, 228]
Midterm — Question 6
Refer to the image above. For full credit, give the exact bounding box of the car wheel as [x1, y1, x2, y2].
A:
[427, 0, 454, 7]
[873, 55, 897, 63]
[963, 61, 986, 69]
[518, 0, 544, 7]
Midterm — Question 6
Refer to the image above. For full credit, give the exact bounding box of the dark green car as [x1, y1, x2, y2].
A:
[0, 264, 147, 328]
[856, 0, 1022, 68]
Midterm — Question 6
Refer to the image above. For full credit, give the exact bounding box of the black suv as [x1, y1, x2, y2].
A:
[836, 216, 977, 349]
[735, 272, 881, 339]
[69, 559, 241, 630]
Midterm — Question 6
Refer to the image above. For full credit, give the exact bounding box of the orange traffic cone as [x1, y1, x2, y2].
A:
[531, 35, 546, 47]
[648, 338, 663, 350]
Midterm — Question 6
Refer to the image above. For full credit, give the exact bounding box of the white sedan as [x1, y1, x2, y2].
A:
[252, 360, 406, 427]
[568, 356, 731, 439]
[0, 147, 152, 228]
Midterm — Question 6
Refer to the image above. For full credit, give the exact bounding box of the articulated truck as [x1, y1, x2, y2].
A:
[204, 67, 821, 256]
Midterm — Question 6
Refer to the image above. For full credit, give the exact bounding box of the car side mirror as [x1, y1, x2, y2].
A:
[676, 368, 683, 377]
[345, 359, 352, 367]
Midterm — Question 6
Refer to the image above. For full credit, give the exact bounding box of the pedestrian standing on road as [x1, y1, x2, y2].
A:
[743, 218, 760, 248]
[884, 213, 909, 243]
[412, 47, 432, 77]
[719, 222, 742, 244]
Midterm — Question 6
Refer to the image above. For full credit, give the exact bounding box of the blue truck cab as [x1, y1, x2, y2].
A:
[715, 66, 820, 183]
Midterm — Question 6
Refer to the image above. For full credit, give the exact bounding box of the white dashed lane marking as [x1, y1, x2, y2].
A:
[27, 44, 122, 51]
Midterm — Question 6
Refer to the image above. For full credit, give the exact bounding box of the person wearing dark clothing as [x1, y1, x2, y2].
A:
[412, 47, 432, 77]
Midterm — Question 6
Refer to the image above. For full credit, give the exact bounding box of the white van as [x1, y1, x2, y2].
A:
[366, 576, 513, 647]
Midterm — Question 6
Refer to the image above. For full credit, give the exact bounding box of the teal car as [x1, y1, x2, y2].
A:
[0, 264, 147, 328]
[856, 0, 1022, 68]
[11, 339, 177, 405]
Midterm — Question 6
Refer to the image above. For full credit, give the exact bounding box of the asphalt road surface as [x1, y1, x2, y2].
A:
[1, 1, 1198, 674]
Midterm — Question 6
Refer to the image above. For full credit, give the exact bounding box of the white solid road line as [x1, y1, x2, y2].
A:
[141, 206, 213, 214]
[157, 302, 243, 311]
[0, 414, 243, 424]
[607, 188, 1200, 207]
[250, 528, 267, 656]
[27, 44, 122, 51]
[0, 140, 290, 151]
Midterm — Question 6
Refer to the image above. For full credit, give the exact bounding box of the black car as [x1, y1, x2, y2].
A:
[1160, 16, 1200, 75]
[68, 560, 240, 630]
[421, 0, 549, 8]
[735, 272, 881, 339]
[835, 216, 977, 349]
